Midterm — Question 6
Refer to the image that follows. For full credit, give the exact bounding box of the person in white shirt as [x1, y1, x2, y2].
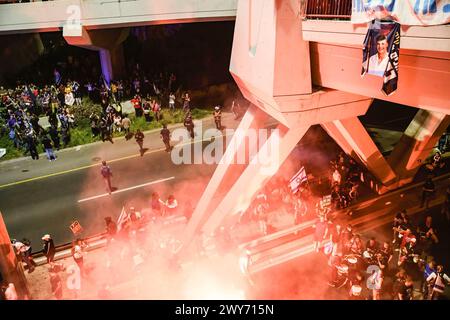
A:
[4, 283, 18, 300]
[169, 93, 176, 110]
[163, 195, 178, 216]
[426, 265, 450, 300]
[332, 169, 341, 185]
[368, 34, 389, 77]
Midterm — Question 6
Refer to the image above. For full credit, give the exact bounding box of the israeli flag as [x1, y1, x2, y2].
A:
[289, 166, 307, 194]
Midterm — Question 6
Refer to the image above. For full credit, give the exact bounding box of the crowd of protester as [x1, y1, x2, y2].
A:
[226, 150, 449, 300]
[0, 63, 196, 160]
[0, 81, 80, 160]
[319, 175, 450, 300]
[1, 59, 247, 162]
[2, 148, 449, 300]
[319, 202, 450, 300]
[231, 151, 364, 238]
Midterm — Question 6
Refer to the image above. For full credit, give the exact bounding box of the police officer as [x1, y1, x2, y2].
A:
[135, 129, 145, 156]
[160, 124, 172, 152]
[184, 114, 195, 139]
[100, 119, 113, 144]
[214, 105, 222, 130]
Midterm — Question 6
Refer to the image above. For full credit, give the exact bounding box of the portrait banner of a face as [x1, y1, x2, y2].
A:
[361, 20, 401, 96]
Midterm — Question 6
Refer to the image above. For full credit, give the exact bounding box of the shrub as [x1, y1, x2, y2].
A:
[70, 98, 102, 122]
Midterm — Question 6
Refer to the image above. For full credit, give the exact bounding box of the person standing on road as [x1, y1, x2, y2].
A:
[71, 239, 88, 277]
[160, 124, 172, 152]
[101, 160, 113, 194]
[313, 215, 328, 253]
[184, 115, 195, 139]
[42, 135, 56, 161]
[42, 234, 56, 263]
[25, 133, 39, 160]
[182, 92, 191, 113]
[100, 119, 114, 144]
[420, 176, 435, 209]
[135, 129, 145, 156]
[214, 106, 222, 130]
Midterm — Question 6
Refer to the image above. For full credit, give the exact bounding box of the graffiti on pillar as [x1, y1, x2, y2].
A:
[361, 20, 400, 96]
[352, 0, 450, 25]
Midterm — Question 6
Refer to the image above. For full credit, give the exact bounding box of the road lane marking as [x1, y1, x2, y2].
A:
[77, 176, 175, 203]
[0, 132, 233, 190]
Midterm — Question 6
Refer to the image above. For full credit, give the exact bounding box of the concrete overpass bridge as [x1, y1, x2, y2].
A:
[0, 0, 449, 259]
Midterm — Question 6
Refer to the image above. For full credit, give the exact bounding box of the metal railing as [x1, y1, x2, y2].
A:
[305, 0, 352, 20]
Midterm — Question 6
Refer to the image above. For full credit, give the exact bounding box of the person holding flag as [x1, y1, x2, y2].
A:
[289, 166, 308, 194]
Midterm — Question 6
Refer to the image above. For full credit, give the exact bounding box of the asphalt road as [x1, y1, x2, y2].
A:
[0, 139, 222, 249]
[0, 114, 241, 249]
[0, 113, 342, 250]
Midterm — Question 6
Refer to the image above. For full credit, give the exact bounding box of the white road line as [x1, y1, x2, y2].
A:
[77, 176, 175, 203]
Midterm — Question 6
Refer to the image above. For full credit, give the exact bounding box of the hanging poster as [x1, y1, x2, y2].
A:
[361, 20, 401, 96]
[352, 0, 450, 26]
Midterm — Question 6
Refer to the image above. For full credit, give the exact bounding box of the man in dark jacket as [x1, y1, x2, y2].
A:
[160, 124, 172, 152]
[41, 135, 56, 161]
[213, 106, 222, 130]
[184, 115, 195, 139]
[135, 129, 145, 156]
[42, 234, 56, 263]
[49, 126, 60, 150]
[25, 134, 39, 160]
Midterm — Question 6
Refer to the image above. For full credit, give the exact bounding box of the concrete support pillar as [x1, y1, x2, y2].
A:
[180, 108, 265, 247]
[99, 45, 126, 85]
[99, 49, 113, 85]
[202, 124, 309, 235]
[230, 0, 311, 126]
[388, 110, 450, 186]
[322, 117, 397, 186]
[0, 212, 30, 299]
[64, 26, 129, 83]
